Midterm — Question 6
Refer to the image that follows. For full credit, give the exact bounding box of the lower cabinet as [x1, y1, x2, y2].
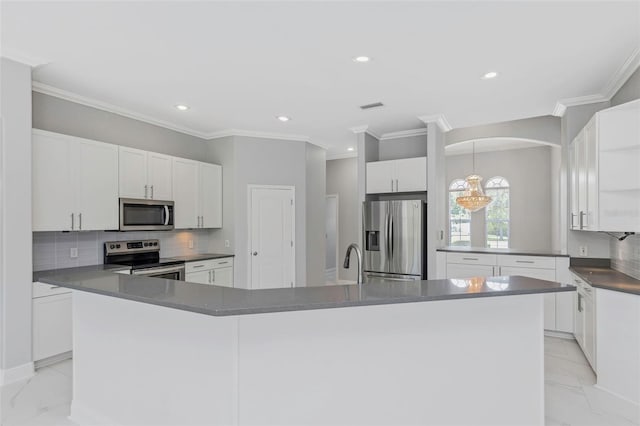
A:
[32, 282, 72, 363]
[572, 272, 596, 371]
[443, 253, 574, 333]
[185, 258, 234, 288]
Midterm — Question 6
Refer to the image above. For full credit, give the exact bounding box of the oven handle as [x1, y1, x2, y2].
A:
[132, 265, 185, 276]
[163, 205, 170, 226]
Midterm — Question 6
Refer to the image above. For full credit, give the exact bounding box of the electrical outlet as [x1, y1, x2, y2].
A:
[188, 240, 194, 249]
[224, 240, 230, 248]
[579, 245, 588, 256]
[70, 248, 78, 258]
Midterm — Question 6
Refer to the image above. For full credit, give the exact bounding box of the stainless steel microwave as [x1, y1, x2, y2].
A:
[119, 198, 174, 231]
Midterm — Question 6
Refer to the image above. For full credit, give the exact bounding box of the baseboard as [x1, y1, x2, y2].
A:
[35, 351, 72, 369]
[544, 330, 575, 340]
[0, 362, 34, 386]
[70, 401, 122, 426]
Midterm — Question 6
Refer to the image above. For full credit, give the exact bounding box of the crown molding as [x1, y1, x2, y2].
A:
[349, 125, 380, 139]
[417, 114, 452, 132]
[1, 48, 49, 68]
[326, 152, 358, 161]
[207, 129, 311, 143]
[553, 47, 640, 117]
[32, 82, 210, 139]
[379, 128, 427, 141]
[601, 46, 640, 100]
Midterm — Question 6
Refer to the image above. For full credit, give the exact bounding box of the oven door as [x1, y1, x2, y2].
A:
[119, 198, 174, 231]
[131, 265, 185, 281]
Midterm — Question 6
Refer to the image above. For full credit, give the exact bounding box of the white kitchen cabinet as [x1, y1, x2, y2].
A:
[444, 252, 574, 334]
[32, 130, 119, 231]
[366, 157, 427, 194]
[172, 158, 222, 229]
[185, 258, 234, 287]
[569, 99, 640, 232]
[32, 282, 72, 363]
[119, 147, 173, 200]
[199, 163, 222, 228]
[571, 272, 596, 371]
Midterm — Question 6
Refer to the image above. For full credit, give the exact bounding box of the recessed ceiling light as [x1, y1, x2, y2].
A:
[175, 104, 190, 111]
[481, 71, 498, 80]
[347, 147, 355, 151]
[276, 115, 291, 122]
[353, 56, 371, 63]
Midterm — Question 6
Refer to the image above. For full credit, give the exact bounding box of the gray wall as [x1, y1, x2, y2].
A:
[0, 58, 33, 376]
[378, 134, 427, 161]
[446, 115, 562, 146]
[611, 67, 640, 107]
[326, 158, 359, 282]
[446, 146, 554, 251]
[305, 144, 326, 285]
[33, 93, 210, 161]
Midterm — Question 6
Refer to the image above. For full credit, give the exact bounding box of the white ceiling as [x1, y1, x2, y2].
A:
[2, 1, 639, 158]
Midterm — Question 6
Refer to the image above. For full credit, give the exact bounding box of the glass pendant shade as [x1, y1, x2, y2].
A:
[456, 174, 492, 212]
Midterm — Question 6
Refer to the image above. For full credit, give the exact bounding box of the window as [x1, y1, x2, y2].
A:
[449, 179, 471, 246]
[485, 177, 510, 248]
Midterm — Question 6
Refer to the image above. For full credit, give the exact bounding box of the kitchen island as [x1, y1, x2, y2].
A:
[40, 270, 574, 426]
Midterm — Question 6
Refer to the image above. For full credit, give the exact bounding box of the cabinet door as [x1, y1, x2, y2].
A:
[118, 147, 148, 199]
[172, 158, 199, 229]
[575, 292, 585, 349]
[584, 119, 598, 231]
[576, 132, 589, 229]
[186, 270, 211, 285]
[76, 139, 119, 230]
[584, 292, 596, 369]
[569, 142, 579, 229]
[199, 163, 222, 228]
[446, 263, 495, 279]
[395, 157, 427, 192]
[147, 152, 173, 201]
[212, 267, 233, 288]
[500, 266, 556, 330]
[366, 161, 395, 194]
[32, 132, 75, 231]
[33, 294, 72, 361]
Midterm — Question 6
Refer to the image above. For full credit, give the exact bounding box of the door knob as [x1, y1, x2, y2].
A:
[252, 251, 258, 256]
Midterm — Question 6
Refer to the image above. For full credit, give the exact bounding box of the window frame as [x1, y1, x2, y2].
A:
[484, 176, 510, 249]
[448, 178, 471, 247]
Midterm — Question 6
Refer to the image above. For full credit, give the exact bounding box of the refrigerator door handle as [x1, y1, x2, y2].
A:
[389, 210, 394, 262]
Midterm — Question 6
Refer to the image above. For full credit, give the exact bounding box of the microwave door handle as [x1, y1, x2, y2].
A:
[164, 205, 170, 226]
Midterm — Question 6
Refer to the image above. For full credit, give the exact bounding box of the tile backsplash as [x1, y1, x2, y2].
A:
[610, 234, 640, 280]
[33, 230, 212, 271]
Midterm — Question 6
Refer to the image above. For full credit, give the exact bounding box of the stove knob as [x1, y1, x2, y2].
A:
[116, 244, 121, 248]
[110, 244, 115, 249]
[153, 242, 158, 246]
[144, 243, 149, 247]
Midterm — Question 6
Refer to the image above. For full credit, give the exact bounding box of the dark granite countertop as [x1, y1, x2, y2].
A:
[33, 264, 130, 283]
[37, 268, 575, 316]
[570, 266, 640, 296]
[437, 246, 569, 257]
[166, 253, 234, 262]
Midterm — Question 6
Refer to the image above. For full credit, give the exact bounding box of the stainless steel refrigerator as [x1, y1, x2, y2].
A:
[363, 200, 426, 281]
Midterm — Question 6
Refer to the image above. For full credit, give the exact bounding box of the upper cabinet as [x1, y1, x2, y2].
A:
[119, 147, 172, 200]
[172, 158, 222, 229]
[33, 130, 119, 231]
[569, 99, 640, 232]
[366, 156, 427, 194]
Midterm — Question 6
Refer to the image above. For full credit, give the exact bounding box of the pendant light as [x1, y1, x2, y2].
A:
[456, 142, 492, 212]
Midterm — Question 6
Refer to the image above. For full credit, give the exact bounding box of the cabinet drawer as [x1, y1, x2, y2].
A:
[33, 293, 72, 361]
[446, 253, 497, 266]
[33, 281, 72, 298]
[497, 255, 556, 269]
[570, 273, 592, 291]
[185, 257, 234, 273]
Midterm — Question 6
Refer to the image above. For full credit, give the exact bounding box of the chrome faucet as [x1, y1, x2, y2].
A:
[343, 243, 364, 285]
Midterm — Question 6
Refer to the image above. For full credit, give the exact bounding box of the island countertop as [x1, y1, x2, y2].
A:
[37, 268, 575, 317]
[437, 246, 569, 257]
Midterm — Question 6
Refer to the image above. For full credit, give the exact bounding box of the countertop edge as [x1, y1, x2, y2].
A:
[437, 247, 570, 257]
[569, 267, 640, 296]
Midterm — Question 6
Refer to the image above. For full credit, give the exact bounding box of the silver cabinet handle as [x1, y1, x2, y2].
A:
[212, 269, 216, 282]
[570, 213, 577, 229]
[208, 270, 212, 283]
[201, 216, 204, 228]
[79, 213, 82, 230]
[150, 185, 154, 199]
[395, 179, 399, 192]
[192, 265, 205, 268]
[217, 261, 229, 265]
[71, 213, 74, 230]
[49, 285, 61, 289]
[462, 257, 479, 261]
[391, 179, 393, 192]
[144, 184, 148, 199]
[516, 260, 535, 264]
[579, 211, 586, 229]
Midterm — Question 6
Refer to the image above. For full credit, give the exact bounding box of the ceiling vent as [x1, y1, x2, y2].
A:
[360, 102, 384, 110]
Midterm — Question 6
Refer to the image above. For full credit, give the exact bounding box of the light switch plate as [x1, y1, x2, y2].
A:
[188, 240, 194, 249]
[70, 248, 78, 258]
[225, 240, 230, 248]
[578, 246, 588, 256]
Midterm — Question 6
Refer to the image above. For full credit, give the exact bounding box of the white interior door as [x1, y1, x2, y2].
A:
[250, 186, 295, 289]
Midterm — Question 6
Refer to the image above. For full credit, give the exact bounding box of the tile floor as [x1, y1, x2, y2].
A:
[1, 337, 637, 425]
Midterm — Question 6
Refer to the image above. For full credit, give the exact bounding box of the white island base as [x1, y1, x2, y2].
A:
[70, 291, 545, 426]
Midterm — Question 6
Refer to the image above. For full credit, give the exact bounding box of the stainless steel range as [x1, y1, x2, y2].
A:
[104, 239, 185, 280]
